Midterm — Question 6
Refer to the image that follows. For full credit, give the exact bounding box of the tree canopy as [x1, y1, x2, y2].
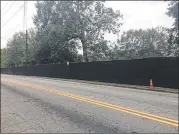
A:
[166, 0, 178, 56]
[115, 27, 177, 59]
[1, 48, 8, 68]
[2, 1, 178, 68]
[166, 0, 178, 29]
[33, 1, 123, 62]
[5, 29, 38, 67]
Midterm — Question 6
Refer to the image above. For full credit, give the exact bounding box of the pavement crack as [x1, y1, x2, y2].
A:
[38, 124, 45, 132]
[19, 128, 35, 133]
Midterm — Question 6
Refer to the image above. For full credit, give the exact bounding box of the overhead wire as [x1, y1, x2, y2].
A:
[2, 4, 24, 28]
[1, 1, 29, 51]
[2, 2, 32, 46]
[2, 1, 16, 18]
[14, 16, 31, 32]
[1, 2, 9, 12]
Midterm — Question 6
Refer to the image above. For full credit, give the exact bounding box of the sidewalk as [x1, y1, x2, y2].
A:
[1, 87, 42, 133]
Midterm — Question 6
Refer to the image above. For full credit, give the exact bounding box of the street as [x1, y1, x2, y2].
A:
[1, 74, 178, 133]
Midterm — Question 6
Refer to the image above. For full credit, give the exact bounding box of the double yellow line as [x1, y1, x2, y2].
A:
[2, 78, 179, 127]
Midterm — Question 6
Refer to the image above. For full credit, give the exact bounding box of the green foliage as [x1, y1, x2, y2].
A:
[5, 29, 38, 67]
[4, 1, 178, 68]
[165, 1, 178, 56]
[33, 1, 123, 62]
[1, 48, 8, 68]
[6, 32, 26, 67]
[166, 1, 178, 28]
[28, 28, 38, 64]
[113, 27, 178, 59]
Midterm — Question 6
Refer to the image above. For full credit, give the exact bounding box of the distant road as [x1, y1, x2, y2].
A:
[1, 74, 178, 133]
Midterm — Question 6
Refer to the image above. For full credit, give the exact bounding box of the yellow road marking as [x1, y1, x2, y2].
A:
[2, 78, 179, 127]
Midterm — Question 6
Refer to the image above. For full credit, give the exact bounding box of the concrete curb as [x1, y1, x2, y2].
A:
[33, 76, 179, 94]
[2, 74, 178, 94]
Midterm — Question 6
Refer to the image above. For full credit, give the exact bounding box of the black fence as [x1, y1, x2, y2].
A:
[1, 57, 179, 89]
[1, 64, 69, 79]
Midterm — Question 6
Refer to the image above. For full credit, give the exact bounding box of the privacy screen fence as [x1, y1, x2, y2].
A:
[1, 57, 179, 89]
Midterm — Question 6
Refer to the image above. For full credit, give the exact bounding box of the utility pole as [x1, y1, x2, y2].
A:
[23, 1, 28, 65]
[26, 29, 28, 65]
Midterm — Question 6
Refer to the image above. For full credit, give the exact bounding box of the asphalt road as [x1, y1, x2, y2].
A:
[1, 74, 178, 133]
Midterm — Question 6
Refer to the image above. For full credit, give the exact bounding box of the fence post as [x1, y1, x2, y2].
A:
[67, 61, 70, 79]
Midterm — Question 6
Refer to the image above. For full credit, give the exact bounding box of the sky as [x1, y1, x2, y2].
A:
[1, 1, 174, 49]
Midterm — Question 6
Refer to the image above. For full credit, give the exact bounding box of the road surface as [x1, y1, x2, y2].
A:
[1, 74, 178, 133]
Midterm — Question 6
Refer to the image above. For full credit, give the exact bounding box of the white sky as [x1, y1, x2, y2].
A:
[1, 1, 174, 49]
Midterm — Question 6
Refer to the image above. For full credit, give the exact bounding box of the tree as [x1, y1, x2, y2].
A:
[166, 1, 178, 29]
[115, 27, 177, 59]
[27, 28, 38, 64]
[166, 1, 178, 56]
[6, 29, 38, 67]
[6, 32, 26, 67]
[33, 1, 123, 62]
[1, 48, 8, 68]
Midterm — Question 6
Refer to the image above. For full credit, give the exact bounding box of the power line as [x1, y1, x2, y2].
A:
[2, 1, 16, 18]
[4, 16, 31, 36]
[2, 4, 24, 28]
[2, 16, 32, 42]
[1, 2, 9, 12]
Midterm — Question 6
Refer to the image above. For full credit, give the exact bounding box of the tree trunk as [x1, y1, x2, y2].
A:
[76, 1, 89, 62]
[80, 35, 89, 62]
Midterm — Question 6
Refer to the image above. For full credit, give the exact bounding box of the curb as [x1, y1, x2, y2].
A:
[33, 76, 178, 94]
[2, 74, 178, 94]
